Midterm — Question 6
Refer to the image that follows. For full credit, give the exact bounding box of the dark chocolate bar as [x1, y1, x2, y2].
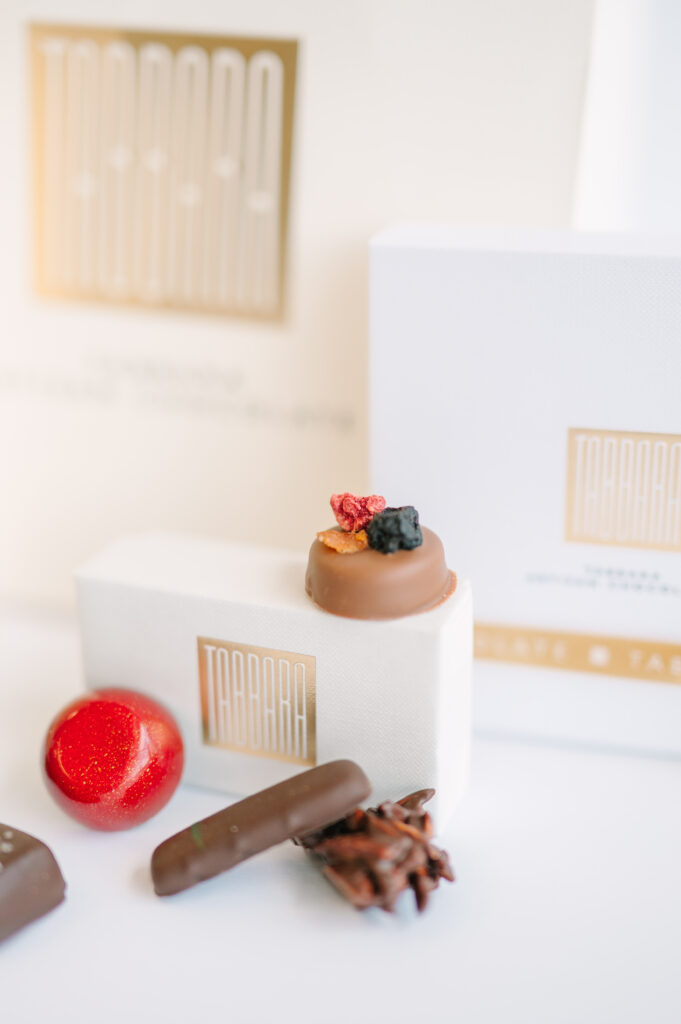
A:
[0, 825, 66, 942]
[151, 760, 371, 896]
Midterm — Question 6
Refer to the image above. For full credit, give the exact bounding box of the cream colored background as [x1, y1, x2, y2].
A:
[0, 0, 594, 606]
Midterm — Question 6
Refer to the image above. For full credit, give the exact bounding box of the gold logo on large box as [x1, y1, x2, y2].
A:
[565, 428, 681, 551]
[30, 24, 297, 319]
[198, 637, 316, 766]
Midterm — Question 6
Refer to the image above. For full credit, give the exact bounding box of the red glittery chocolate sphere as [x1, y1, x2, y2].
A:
[43, 689, 184, 831]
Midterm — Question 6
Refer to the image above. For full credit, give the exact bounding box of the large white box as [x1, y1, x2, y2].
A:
[75, 532, 473, 825]
[371, 224, 681, 756]
[0, 2, 590, 607]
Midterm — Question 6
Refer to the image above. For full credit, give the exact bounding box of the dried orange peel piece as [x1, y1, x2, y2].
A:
[317, 529, 369, 554]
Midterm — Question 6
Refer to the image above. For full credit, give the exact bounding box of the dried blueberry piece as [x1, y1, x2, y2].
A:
[367, 506, 423, 554]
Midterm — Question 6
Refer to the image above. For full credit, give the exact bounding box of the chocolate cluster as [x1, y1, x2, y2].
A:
[295, 788, 453, 913]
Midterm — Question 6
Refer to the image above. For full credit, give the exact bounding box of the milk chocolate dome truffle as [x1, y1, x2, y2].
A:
[305, 494, 456, 620]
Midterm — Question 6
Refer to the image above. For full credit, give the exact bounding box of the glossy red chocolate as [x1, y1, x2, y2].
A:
[43, 689, 184, 831]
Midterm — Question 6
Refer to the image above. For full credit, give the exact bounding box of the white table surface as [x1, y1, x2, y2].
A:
[1, 606, 680, 1024]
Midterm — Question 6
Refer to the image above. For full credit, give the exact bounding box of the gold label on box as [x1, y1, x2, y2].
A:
[475, 624, 681, 685]
[565, 427, 681, 551]
[30, 23, 297, 319]
[198, 637, 316, 765]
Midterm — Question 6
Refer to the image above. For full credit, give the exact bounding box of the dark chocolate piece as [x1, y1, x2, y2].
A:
[151, 760, 371, 896]
[0, 825, 66, 943]
[367, 506, 423, 554]
[295, 789, 453, 913]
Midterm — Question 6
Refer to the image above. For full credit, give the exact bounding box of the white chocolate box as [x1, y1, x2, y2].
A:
[371, 223, 681, 756]
[75, 532, 473, 826]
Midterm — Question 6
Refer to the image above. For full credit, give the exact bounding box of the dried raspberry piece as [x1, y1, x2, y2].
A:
[330, 493, 386, 532]
[317, 529, 369, 554]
